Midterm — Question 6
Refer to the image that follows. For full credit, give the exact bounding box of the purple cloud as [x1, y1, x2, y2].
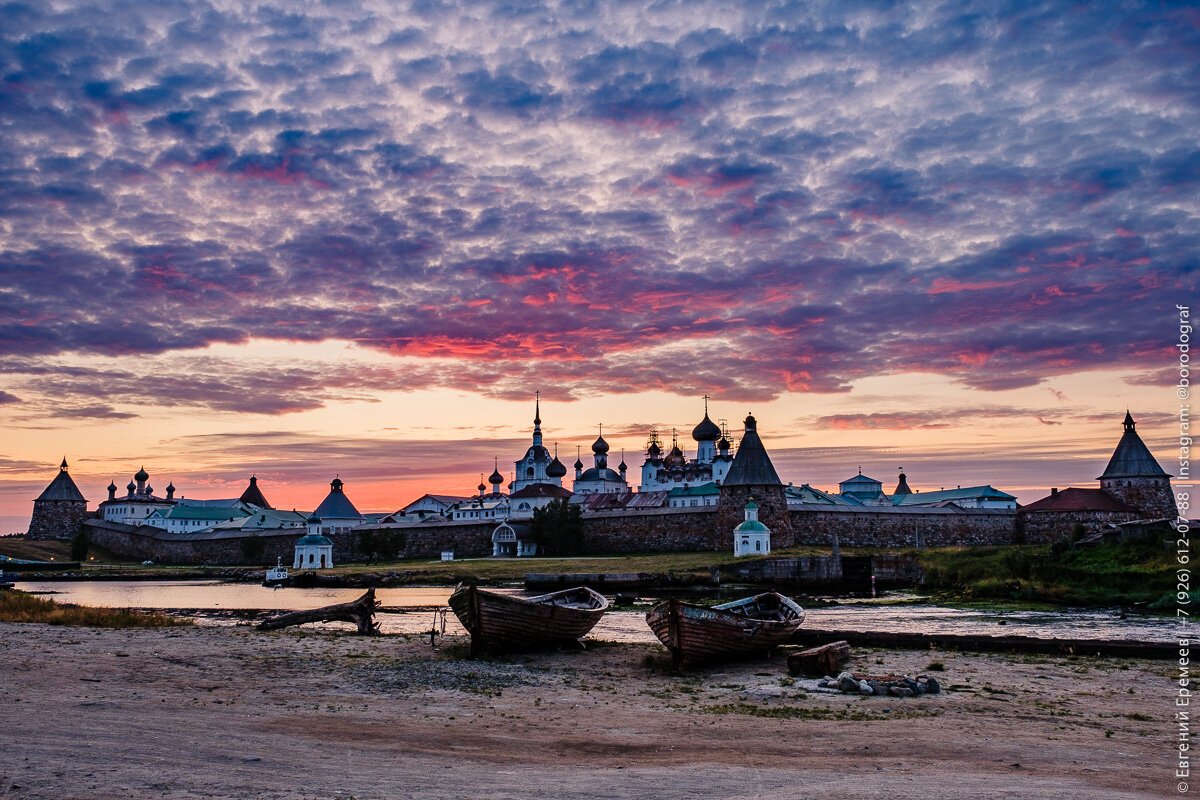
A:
[0, 0, 1194, 414]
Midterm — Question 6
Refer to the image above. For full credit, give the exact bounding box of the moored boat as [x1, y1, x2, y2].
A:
[646, 592, 805, 667]
[262, 557, 289, 587]
[448, 584, 609, 653]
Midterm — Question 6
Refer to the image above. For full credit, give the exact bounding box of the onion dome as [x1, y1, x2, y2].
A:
[145, 485, 154, 496]
[134, 466, 149, 483]
[573, 456, 584, 470]
[618, 457, 627, 472]
[647, 441, 661, 457]
[478, 480, 487, 492]
[107, 480, 117, 492]
[330, 477, 344, 492]
[166, 481, 175, 493]
[718, 436, 731, 450]
[488, 466, 504, 485]
[126, 480, 136, 493]
[692, 413, 721, 442]
[592, 433, 609, 454]
[547, 455, 567, 478]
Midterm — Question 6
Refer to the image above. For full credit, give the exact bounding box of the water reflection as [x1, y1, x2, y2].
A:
[16, 580, 1175, 644]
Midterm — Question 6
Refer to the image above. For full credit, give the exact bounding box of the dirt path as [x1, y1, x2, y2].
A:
[0, 621, 1169, 799]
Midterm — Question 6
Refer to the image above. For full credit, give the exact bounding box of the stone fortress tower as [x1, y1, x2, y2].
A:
[716, 414, 794, 549]
[27, 458, 89, 540]
[1097, 411, 1179, 520]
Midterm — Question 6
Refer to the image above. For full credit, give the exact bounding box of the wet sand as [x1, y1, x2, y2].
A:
[0, 620, 1167, 799]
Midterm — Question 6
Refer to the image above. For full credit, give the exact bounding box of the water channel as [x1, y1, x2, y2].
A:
[16, 580, 1178, 645]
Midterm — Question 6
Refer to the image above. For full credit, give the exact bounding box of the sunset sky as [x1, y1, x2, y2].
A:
[1, 1, 1195, 531]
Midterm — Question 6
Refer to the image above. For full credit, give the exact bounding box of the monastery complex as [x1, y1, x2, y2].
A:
[25, 400, 1182, 566]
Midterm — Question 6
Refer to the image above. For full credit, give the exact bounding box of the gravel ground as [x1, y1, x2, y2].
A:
[0, 620, 1170, 799]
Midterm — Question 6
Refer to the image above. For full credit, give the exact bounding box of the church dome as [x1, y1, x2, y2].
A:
[573, 456, 584, 470]
[592, 434, 610, 454]
[477, 480, 487, 492]
[134, 466, 149, 482]
[692, 413, 721, 442]
[488, 467, 504, 485]
[547, 456, 567, 478]
[107, 480, 117, 492]
[126, 481, 136, 492]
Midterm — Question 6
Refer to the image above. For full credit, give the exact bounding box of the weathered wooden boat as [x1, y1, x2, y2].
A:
[646, 592, 805, 667]
[448, 584, 609, 653]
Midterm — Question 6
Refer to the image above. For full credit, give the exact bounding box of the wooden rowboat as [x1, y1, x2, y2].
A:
[448, 584, 609, 653]
[646, 592, 805, 667]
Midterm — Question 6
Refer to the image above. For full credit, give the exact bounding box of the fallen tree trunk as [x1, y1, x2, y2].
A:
[258, 588, 380, 635]
[787, 640, 851, 676]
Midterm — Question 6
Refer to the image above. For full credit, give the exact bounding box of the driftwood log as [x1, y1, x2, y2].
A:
[787, 640, 851, 676]
[258, 588, 380, 635]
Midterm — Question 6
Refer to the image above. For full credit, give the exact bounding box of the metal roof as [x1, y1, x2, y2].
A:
[892, 485, 1016, 506]
[156, 505, 249, 521]
[313, 480, 364, 520]
[575, 467, 624, 484]
[668, 482, 720, 496]
[839, 473, 882, 486]
[509, 483, 573, 499]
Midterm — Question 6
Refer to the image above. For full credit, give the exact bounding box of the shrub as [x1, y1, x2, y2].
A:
[0, 591, 190, 628]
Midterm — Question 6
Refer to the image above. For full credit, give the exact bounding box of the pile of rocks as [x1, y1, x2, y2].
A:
[818, 671, 941, 697]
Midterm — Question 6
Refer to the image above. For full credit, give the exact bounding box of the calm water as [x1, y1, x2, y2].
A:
[15, 580, 1179, 643]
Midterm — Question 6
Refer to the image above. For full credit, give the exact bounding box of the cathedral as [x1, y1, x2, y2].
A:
[638, 399, 734, 492]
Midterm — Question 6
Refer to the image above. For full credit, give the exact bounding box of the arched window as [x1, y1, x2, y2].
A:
[526, 467, 534, 477]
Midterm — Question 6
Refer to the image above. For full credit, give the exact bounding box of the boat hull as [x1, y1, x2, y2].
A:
[449, 585, 609, 651]
[646, 593, 804, 666]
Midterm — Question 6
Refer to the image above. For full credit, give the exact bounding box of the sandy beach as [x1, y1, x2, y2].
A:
[0, 620, 1167, 799]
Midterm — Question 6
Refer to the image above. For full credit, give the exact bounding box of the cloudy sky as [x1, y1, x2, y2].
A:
[1, 0, 1195, 529]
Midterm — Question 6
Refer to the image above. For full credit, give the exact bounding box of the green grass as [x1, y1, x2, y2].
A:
[914, 539, 1177, 608]
[0, 590, 191, 628]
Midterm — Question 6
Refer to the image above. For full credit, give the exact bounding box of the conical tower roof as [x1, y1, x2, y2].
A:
[1098, 412, 1169, 479]
[238, 475, 272, 509]
[35, 459, 87, 502]
[722, 414, 783, 486]
[313, 477, 363, 520]
[893, 470, 913, 495]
